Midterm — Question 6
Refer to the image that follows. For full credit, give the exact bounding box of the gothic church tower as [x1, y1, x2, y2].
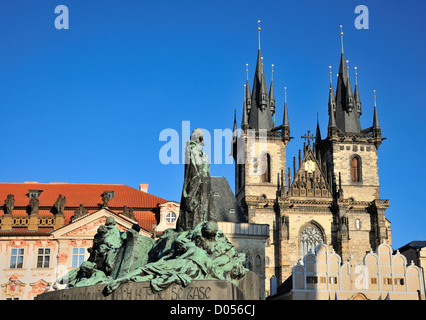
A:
[232, 25, 391, 294]
[232, 22, 291, 290]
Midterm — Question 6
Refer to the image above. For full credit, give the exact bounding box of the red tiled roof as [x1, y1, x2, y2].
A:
[0, 227, 53, 234]
[0, 182, 168, 209]
[0, 182, 170, 233]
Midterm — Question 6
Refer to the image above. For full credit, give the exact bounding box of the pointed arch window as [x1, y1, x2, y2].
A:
[351, 155, 361, 182]
[261, 153, 271, 183]
[300, 224, 324, 259]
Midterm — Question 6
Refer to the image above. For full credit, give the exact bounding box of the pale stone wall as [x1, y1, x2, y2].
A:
[244, 137, 286, 200]
[331, 142, 380, 201]
[219, 221, 269, 299]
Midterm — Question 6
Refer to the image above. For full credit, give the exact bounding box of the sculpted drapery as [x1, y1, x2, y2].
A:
[177, 128, 217, 232]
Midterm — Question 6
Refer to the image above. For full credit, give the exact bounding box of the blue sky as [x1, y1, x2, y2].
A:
[0, 0, 424, 249]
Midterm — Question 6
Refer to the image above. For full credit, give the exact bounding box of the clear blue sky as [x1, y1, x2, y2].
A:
[0, 0, 424, 249]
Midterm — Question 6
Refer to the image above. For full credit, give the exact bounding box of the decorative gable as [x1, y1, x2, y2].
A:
[289, 145, 332, 198]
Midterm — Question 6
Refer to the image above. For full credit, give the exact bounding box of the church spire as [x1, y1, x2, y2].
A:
[316, 113, 322, 143]
[269, 64, 275, 116]
[282, 86, 291, 145]
[242, 85, 249, 130]
[231, 109, 238, 160]
[245, 64, 252, 115]
[328, 66, 337, 136]
[354, 66, 362, 116]
[372, 90, 383, 149]
[247, 20, 274, 131]
[334, 26, 362, 133]
[373, 90, 380, 130]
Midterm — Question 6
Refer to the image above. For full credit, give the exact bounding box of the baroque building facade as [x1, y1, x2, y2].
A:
[0, 180, 268, 299]
[232, 26, 391, 295]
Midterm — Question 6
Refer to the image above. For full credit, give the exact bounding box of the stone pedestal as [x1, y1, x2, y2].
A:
[36, 280, 246, 300]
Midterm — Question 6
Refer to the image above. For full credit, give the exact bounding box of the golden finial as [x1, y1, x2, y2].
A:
[246, 63, 249, 80]
[284, 86, 287, 103]
[340, 25, 344, 54]
[271, 64, 274, 80]
[329, 66, 332, 85]
[374, 89, 376, 106]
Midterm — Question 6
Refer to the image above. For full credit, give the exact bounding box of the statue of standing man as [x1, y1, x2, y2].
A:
[176, 128, 217, 232]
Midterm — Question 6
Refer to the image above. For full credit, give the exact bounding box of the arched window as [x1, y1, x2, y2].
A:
[245, 254, 252, 271]
[351, 156, 361, 182]
[255, 255, 261, 274]
[300, 224, 324, 259]
[261, 153, 271, 183]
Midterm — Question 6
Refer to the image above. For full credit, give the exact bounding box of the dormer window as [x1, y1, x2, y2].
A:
[104, 191, 115, 200]
[28, 190, 42, 199]
[166, 212, 177, 224]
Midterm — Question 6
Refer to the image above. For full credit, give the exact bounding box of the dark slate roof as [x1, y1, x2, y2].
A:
[334, 53, 362, 133]
[247, 49, 274, 131]
[395, 241, 426, 266]
[211, 177, 247, 223]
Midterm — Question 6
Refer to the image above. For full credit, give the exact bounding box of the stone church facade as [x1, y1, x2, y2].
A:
[232, 27, 391, 295]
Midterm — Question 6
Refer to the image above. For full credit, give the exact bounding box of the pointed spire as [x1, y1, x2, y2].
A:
[269, 64, 275, 115]
[372, 90, 383, 149]
[259, 64, 269, 110]
[316, 113, 322, 143]
[328, 66, 337, 135]
[248, 20, 274, 131]
[245, 64, 252, 115]
[242, 85, 248, 130]
[345, 60, 355, 111]
[340, 25, 344, 54]
[334, 26, 362, 133]
[373, 90, 380, 129]
[354, 66, 362, 116]
[282, 86, 291, 145]
[283, 87, 289, 126]
[231, 109, 238, 159]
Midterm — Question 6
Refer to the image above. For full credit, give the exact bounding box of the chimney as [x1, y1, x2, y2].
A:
[139, 184, 149, 193]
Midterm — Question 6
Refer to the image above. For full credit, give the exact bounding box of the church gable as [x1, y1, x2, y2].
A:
[289, 145, 332, 198]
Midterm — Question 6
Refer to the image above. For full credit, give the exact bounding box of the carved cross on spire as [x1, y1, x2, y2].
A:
[301, 130, 315, 145]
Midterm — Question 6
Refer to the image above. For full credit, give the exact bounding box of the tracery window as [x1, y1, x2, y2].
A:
[300, 224, 324, 259]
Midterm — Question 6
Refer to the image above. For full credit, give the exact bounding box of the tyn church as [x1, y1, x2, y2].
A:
[231, 26, 390, 291]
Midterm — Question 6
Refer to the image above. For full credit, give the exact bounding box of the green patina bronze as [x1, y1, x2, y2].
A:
[54, 129, 248, 296]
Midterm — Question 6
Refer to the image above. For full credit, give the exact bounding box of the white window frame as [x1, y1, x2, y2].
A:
[37, 248, 51, 268]
[71, 247, 86, 268]
[10, 248, 24, 269]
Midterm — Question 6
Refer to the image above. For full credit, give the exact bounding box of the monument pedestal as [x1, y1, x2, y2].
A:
[36, 279, 249, 300]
